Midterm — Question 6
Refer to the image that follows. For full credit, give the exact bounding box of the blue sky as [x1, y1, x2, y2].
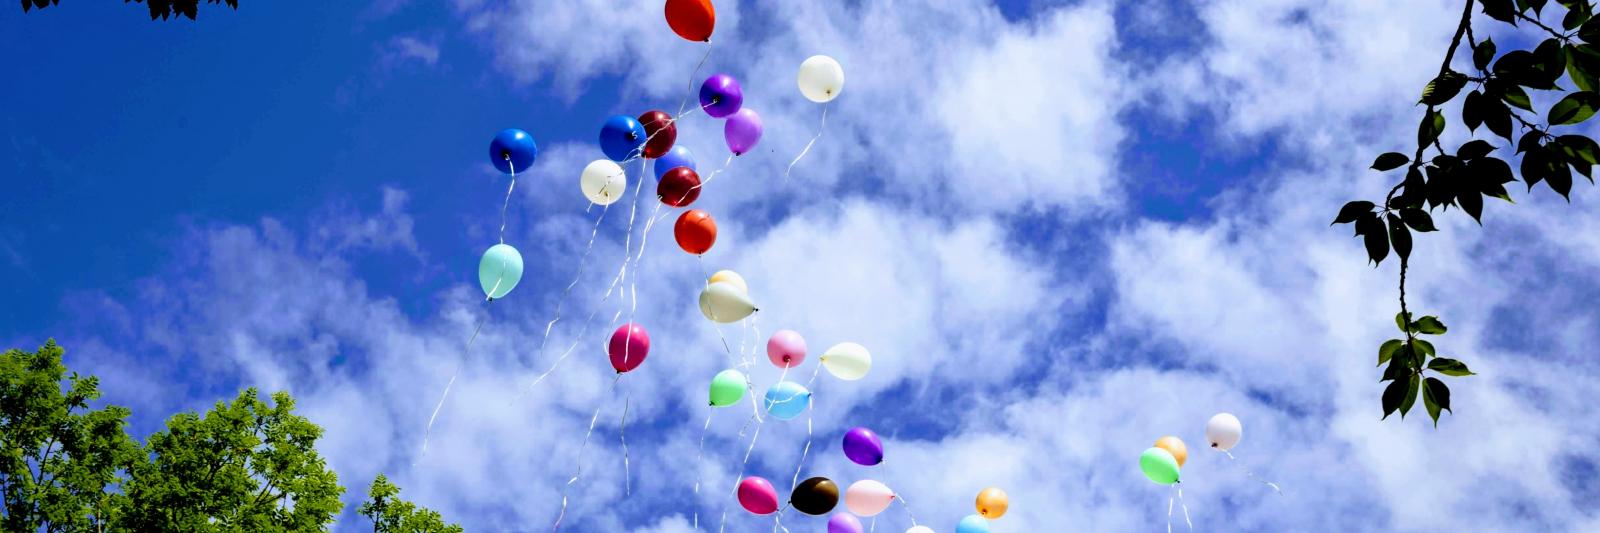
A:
[5, 0, 1600, 531]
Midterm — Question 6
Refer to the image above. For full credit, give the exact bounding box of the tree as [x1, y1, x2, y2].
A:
[0, 340, 143, 532]
[20, 0, 239, 20]
[359, 474, 464, 533]
[1334, 0, 1598, 425]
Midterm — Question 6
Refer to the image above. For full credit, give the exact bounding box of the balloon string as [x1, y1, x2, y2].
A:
[869, 516, 877, 533]
[782, 103, 828, 183]
[1167, 489, 1174, 533]
[417, 300, 491, 461]
[619, 391, 632, 497]
[698, 153, 738, 190]
[787, 406, 813, 494]
[693, 408, 714, 532]
[1178, 484, 1192, 530]
[676, 41, 716, 118]
[718, 413, 764, 533]
[552, 373, 623, 531]
[499, 161, 517, 244]
[1221, 450, 1283, 494]
[512, 202, 612, 404]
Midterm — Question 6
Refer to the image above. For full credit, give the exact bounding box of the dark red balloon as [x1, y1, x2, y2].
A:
[665, 0, 715, 42]
[674, 209, 717, 255]
[658, 167, 702, 207]
[638, 110, 677, 159]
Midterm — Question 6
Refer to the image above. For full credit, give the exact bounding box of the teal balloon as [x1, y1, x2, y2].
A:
[478, 244, 524, 299]
[955, 514, 991, 533]
[1139, 447, 1181, 485]
[763, 381, 811, 420]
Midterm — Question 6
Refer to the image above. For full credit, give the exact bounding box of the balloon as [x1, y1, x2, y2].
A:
[797, 55, 845, 103]
[955, 515, 990, 533]
[699, 74, 744, 118]
[790, 476, 840, 515]
[607, 323, 650, 373]
[975, 487, 1008, 519]
[708, 270, 748, 295]
[828, 513, 864, 533]
[843, 479, 894, 517]
[766, 329, 806, 368]
[820, 342, 871, 381]
[737, 476, 780, 515]
[841, 427, 884, 466]
[638, 110, 676, 159]
[699, 281, 757, 323]
[724, 108, 763, 155]
[658, 166, 703, 207]
[907, 527, 936, 533]
[708, 369, 746, 407]
[478, 244, 524, 300]
[674, 209, 717, 255]
[598, 115, 647, 162]
[763, 381, 811, 420]
[489, 128, 537, 174]
[580, 159, 627, 206]
[1154, 436, 1189, 468]
[1206, 412, 1242, 451]
[1139, 447, 1180, 485]
[654, 145, 695, 181]
[664, 0, 715, 42]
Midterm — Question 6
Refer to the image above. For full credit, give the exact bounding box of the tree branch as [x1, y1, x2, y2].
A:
[1515, 10, 1570, 42]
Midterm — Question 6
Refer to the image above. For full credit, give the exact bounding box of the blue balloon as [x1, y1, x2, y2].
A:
[654, 145, 696, 181]
[955, 515, 991, 533]
[599, 115, 648, 162]
[763, 381, 811, 421]
[490, 128, 538, 174]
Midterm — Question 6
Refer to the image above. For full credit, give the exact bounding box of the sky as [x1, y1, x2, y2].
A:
[4, 0, 1600, 531]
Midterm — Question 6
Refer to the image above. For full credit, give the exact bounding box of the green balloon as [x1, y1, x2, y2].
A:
[709, 369, 747, 407]
[478, 244, 524, 300]
[1140, 447, 1180, 485]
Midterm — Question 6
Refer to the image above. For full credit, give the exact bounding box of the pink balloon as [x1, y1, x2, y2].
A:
[766, 329, 807, 368]
[737, 476, 780, 515]
[608, 323, 650, 373]
[844, 479, 895, 517]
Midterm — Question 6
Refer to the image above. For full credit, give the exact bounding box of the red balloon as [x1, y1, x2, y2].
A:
[638, 110, 676, 159]
[664, 0, 716, 42]
[608, 323, 650, 373]
[674, 209, 717, 255]
[658, 167, 702, 207]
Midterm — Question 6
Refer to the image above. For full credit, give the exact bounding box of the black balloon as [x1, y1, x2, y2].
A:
[790, 476, 839, 516]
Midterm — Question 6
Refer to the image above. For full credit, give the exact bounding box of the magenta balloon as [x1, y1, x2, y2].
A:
[724, 108, 763, 155]
[699, 73, 744, 118]
[827, 513, 864, 533]
[607, 323, 650, 373]
[842, 427, 885, 466]
[766, 330, 807, 368]
[737, 476, 780, 515]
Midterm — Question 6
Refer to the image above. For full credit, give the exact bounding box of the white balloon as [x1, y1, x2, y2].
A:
[699, 281, 757, 323]
[707, 270, 748, 295]
[580, 159, 626, 205]
[907, 527, 936, 533]
[844, 479, 894, 517]
[820, 342, 871, 381]
[1206, 412, 1243, 451]
[797, 55, 844, 103]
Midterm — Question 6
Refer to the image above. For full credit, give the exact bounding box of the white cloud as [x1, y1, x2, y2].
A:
[387, 36, 441, 67]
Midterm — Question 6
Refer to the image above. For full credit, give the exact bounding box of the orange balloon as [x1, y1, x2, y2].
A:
[975, 487, 1009, 519]
[1154, 436, 1188, 468]
[675, 209, 717, 255]
[665, 0, 716, 42]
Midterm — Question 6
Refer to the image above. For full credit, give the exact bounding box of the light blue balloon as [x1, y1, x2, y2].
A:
[763, 381, 811, 420]
[654, 145, 695, 181]
[478, 243, 524, 300]
[955, 514, 991, 533]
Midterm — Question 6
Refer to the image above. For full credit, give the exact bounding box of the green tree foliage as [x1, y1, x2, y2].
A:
[359, 474, 464, 533]
[1335, 0, 1598, 424]
[20, 0, 238, 20]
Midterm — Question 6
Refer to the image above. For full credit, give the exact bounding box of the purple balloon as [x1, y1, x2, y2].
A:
[828, 513, 864, 533]
[699, 74, 744, 118]
[724, 108, 763, 156]
[842, 427, 884, 466]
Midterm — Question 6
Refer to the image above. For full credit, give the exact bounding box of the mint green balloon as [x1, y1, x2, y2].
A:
[478, 244, 524, 300]
[709, 369, 747, 407]
[1139, 447, 1180, 485]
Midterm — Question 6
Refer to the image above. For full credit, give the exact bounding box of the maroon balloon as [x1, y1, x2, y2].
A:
[842, 427, 884, 466]
[638, 110, 676, 159]
[658, 166, 702, 207]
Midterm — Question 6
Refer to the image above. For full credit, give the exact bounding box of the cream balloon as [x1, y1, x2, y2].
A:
[580, 159, 626, 205]
[844, 479, 894, 517]
[707, 270, 748, 295]
[797, 55, 844, 103]
[907, 527, 935, 533]
[820, 342, 871, 381]
[1206, 412, 1243, 451]
[699, 281, 757, 323]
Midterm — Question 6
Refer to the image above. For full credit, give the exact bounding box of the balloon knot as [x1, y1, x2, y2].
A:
[502, 150, 511, 161]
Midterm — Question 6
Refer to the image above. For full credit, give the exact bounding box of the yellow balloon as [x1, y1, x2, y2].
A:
[976, 487, 1009, 519]
[1154, 436, 1188, 468]
[707, 270, 748, 295]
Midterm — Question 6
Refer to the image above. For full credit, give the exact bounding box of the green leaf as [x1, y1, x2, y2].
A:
[1520, 0, 1550, 15]
[1502, 84, 1535, 112]
[1484, 98, 1514, 140]
[1484, 0, 1518, 23]
[1400, 208, 1437, 231]
[1382, 375, 1409, 419]
[1458, 140, 1497, 160]
[1557, 134, 1600, 164]
[1418, 109, 1446, 148]
[1476, 39, 1498, 71]
[1402, 373, 1421, 417]
[1357, 213, 1389, 266]
[1333, 200, 1375, 225]
[1548, 91, 1600, 125]
[1379, 339, 1404, 366]
[1414, 315, 1448, 334]
[1371, 152, 1410, 171]
[1395, 311, 1413, 333]
[1413, 338, 1436, 358]
[1387, 213, 1412, 260]
[1568, 45, 1599, 92]
[1565, 1, 1593, 30]
[1421, 71, 1468, 105]
[1582, 14, 1600, 42]
[1534, 38, 1568, 87]
[1463, 90, 1485, 131]
[1423, 377, 1451, 426]
[1427, 358, 1477, 376]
